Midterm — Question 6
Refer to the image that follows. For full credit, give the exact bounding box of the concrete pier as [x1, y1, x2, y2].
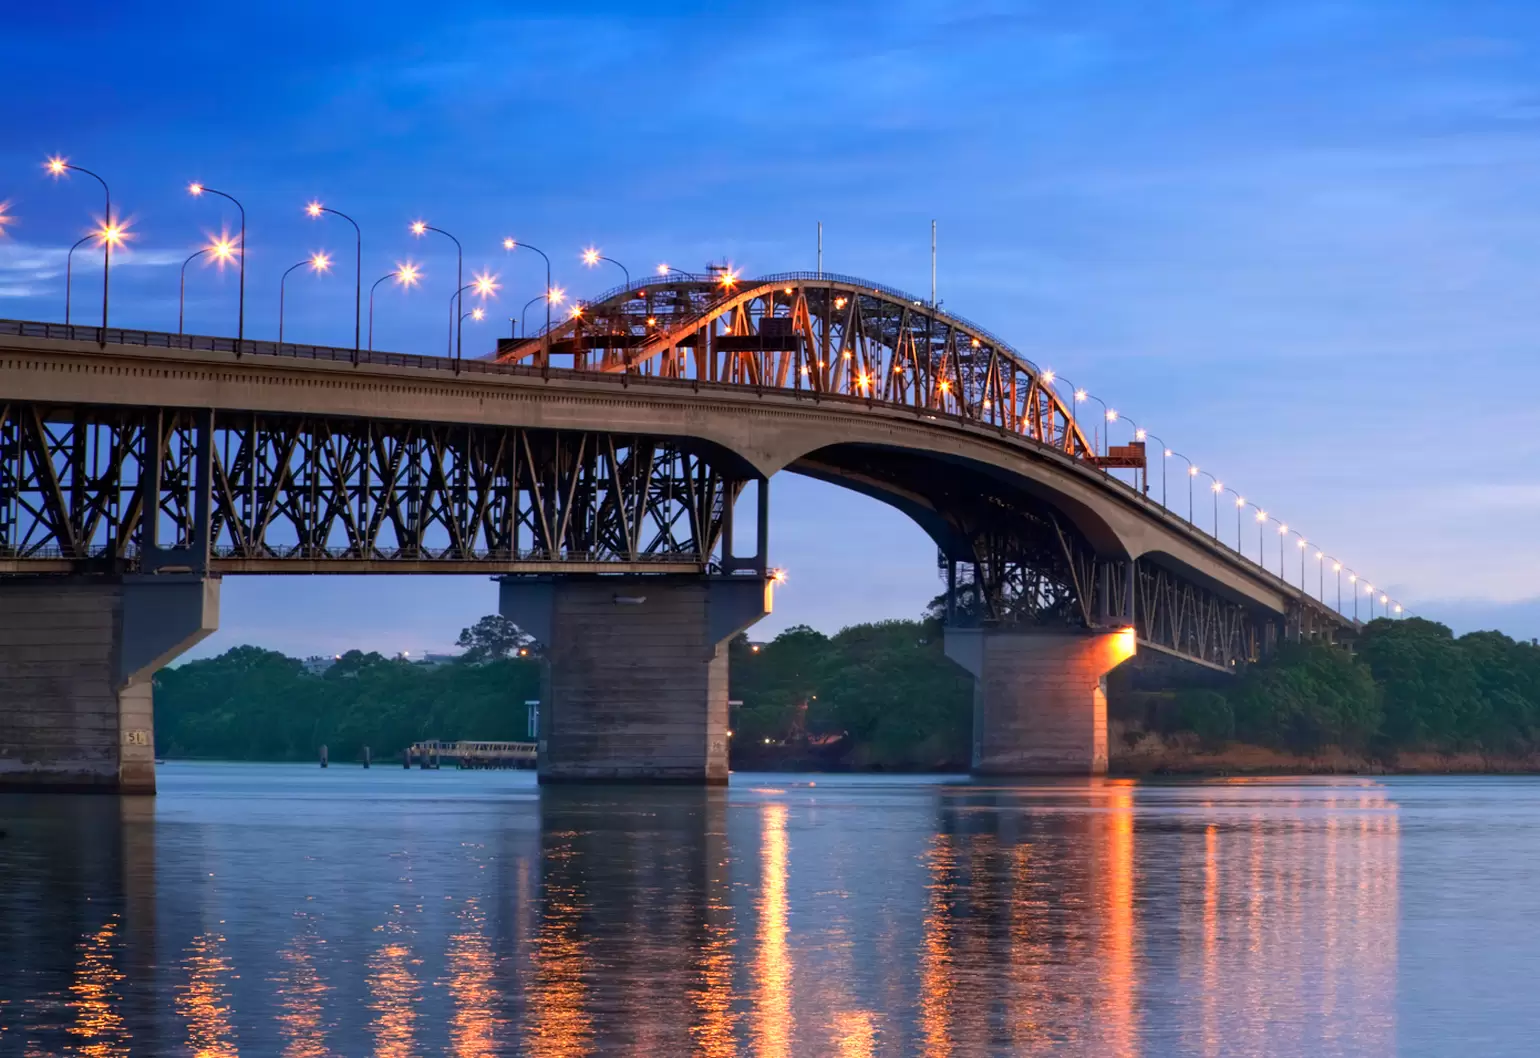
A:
[0, 575, 220, 793]
[946, 627, 1137, 776]
[501, 575, 770, 785]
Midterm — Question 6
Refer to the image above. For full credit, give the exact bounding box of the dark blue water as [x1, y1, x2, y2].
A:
[1, 764, 1536, 1056]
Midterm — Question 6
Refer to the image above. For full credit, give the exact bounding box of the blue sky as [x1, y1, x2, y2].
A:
[3, 1, 1538, 655]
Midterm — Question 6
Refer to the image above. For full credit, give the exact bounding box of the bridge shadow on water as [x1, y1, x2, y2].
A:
[0, 766, 1405, 1056]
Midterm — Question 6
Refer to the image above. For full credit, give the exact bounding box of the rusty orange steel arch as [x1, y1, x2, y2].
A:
[495, 271, 1098, 460]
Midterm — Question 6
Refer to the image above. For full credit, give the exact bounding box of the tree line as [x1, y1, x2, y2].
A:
[153, 612, 1540, 770]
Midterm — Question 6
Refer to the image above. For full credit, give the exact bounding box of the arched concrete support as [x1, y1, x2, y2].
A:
[945, 627, 1137, 776]
[0, 575, 220, 793]
[500, 575, 770, 785]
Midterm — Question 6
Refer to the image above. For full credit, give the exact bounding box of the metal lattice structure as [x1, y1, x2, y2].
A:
[0, 402, 749, 574]
[499, 271, 1100, 459]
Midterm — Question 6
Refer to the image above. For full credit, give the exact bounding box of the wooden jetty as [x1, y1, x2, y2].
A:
[404, 740, 537, 770]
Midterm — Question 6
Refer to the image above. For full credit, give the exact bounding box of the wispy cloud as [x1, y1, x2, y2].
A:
[0, 240, 187, 297]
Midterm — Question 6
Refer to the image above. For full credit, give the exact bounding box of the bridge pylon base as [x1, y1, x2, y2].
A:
[501, 575, 769, 785]
[945, 627, 1137, 777]
[0, 575, 220, 794]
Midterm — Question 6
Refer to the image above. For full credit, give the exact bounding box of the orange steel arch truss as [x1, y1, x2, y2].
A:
[497, 272, 1095, 460]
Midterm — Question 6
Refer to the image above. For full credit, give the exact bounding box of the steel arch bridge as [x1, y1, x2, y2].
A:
[0, 270, 1355, 673]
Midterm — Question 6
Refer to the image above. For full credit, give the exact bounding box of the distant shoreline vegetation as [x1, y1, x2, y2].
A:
[153, 614, 1540, 774]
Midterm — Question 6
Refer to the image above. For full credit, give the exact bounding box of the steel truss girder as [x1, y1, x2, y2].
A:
[0, 402, 747, 574]
[497, 273, 1096, 460]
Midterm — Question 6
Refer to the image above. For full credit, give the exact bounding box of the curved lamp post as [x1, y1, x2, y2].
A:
[1248, 503, 1267, 567]
[47, 157, 115, 340]
[64, 233, 95, 327]
[1222, 487, 1244, 553]
[1267, 516, 1290, 578]
[367, 263, 421, 351]
[445, 272, 500, 358]
[1290, 532, 1309, 591]
[504, 238, 553, 359]
[1142, 432, 1170, 509]
[582, 247, 630, 288]
[279, 253, 331, 347]
[519, 294, 545, 337]
[1198, 470, 1220, 539]
[307, 201, 362, 361]
[178, 236, 237, 336]
[187, 183, 246, 354]
[412, 221, 463, 361]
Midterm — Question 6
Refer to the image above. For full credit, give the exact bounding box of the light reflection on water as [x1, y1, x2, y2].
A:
[0, 766, 1536, 1055]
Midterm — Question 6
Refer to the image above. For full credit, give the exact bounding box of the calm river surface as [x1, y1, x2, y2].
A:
[1, 765, 1537, 1056]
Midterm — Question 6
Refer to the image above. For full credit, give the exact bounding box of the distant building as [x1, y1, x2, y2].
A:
[301, 655, 339, 675]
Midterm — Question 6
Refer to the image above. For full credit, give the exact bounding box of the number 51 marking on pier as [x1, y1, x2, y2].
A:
[124, 730, 150, 747]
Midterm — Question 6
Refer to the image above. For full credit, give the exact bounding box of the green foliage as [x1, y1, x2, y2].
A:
[729, 618, 971, 770]
[1173, 689, 1234, 750]
[1161, 619, 1540, 759]
[456, 614, 534, 663]
[154, 643, 540, 763]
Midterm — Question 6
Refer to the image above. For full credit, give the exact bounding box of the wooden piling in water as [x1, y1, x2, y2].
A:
[363, 745, 371, 769]
[319, 744, 328, 768]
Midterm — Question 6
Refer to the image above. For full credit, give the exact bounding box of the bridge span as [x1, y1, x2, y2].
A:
[0, 271, 1355, 792]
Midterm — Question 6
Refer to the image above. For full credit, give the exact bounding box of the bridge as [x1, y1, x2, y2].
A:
[0, 270, 1361, 793]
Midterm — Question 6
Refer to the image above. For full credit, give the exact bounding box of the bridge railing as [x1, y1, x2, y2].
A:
[0, 316, 1357, 623]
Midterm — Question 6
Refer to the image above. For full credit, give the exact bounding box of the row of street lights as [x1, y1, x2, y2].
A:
[13, 156, 621, 363]
[1034, 371, 1407, 623]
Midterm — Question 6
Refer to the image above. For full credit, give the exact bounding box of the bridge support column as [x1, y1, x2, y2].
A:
[500, 575, 770, 785]
[945, 627, 1137, 776]
[0, 575, 220, 794]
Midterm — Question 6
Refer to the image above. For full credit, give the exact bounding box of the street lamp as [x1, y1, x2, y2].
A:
[1291, 533, 1309, 592]
[1347, 571, 1360, 621]
[1198, 470, 1220, 538]
[179, 237, 237, 336]
[1251, 505, 1268, 566]
[1223, 487, 1244, 552]
[187, 182, 246, 354]
[279, 252, 332, 347]
[519, 294, 544, 338]
[1268, 517, 1288, 578]
[63, 233, 94, 327]
[1141, 431, 1170, 508]
[445, 272, 500, 358]
[306, 201, 363, 362]
[1327, 558, 1343, 613]
[412, 221, 464, 361]
[367, 263, 421, 351]
[582, 247, 631, 288]
[504, 238, 552, 352]
[47, 157, 116, 340]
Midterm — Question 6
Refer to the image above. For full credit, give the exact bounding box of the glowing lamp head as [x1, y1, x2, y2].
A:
[857, 371, 871, 389]
[771, 568, 787, 585]
[209, 236, 238, 264]
[96, 221, 126, 247]
[835, 297, 847, 309]
[187, 182, 204, 196]
[970, 337, 980, 348]
[472, 271, 499, 298]
[1188, 465, 1199, 476]
[1105, 409, 1118, 422]
[1236, 496, 1246, 507]
[785, 287, 794, 295]
[718, 269, 739, 289]
[1298, 539, 1307, 549]
[656, 263, 670, 275]
[305, 201, 323, 218]
[1316, 550, 1324, 559]
[582, 247, 600, 267]
[569, 304, 584, 319]
[1212, 481, 1223, 493]
[1074, 388, 1087, 402]
[1380, 594, 1389, 605]
[503, 237, 516, 251]
[395, 262, 421, 287]
[1350, 574, 1358, 583]
[1256, 510, 1267, 522]
[470, 307, 485, 322]
[411, 221, 427, 236]
[46, 156, 68, 176]
[1333, 562, 1342, 572]
[1278, 523, 1288, 535]
[309, 251, 332, 273]
[0, 200, 10, 235]
[938, 379, 951, 393]
[1135, 428, 1147, 441]
[547, 286, 565, 305]
[645, 316, 656, 326]
[1040, 369, 1055, 385]
[1394, 604, 1403, 614]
